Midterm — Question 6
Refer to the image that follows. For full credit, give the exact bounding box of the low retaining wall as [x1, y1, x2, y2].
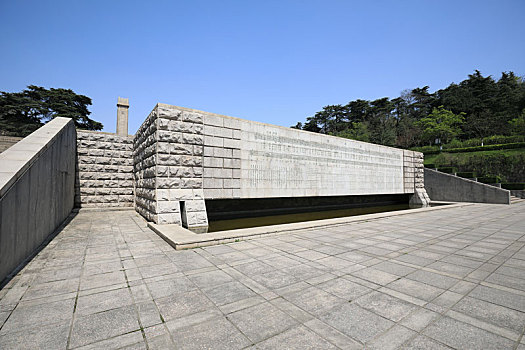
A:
[424, 168, 510, 204]
[76, 131, 134, 207]
[0, 118, 76, 283]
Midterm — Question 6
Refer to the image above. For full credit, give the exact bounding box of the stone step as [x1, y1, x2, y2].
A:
[510, 196, 524, 204]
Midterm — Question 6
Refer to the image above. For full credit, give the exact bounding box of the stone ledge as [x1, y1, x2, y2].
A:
[148, 202, 472, 250]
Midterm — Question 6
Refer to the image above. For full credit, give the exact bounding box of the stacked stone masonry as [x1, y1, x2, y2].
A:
[133, 110, 158, 221]
[404, 150, 430, 206]
[403, 150, 416, 194]
[202, 114, 241, 199]
[133, 104, 208, 229]
[76, 131, 134, 207]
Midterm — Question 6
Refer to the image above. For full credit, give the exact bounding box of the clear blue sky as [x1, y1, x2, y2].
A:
[1, 0, 524, 134]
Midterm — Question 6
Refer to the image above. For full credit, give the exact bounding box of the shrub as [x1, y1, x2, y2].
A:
[501, 183, 525, 190]
[423, 142, 525, 155]
[425, 163, 436, 168]
[478, 176, 502, 184]
[412, 145, 440, 153]
[438, 167, 457, 174]
[430, 151, 525, 183]
[456, 171, 476, 178]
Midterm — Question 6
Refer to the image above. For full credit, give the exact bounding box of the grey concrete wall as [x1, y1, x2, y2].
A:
[133, 104, 428, 229]
[76, 131, 134, 207]
[0, 136, 23, 153]
[0, 118, 76, 283]
[424, 168, 510, 204]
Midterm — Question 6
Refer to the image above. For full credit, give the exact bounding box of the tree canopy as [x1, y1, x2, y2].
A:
[417, 106, 465, 145]
[0, 85, 103, 136]
[293, 71, 525, 147]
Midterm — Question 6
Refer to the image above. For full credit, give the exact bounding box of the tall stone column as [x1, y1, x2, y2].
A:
[403, 150, 430, 207]
[117, 97, 129, 136]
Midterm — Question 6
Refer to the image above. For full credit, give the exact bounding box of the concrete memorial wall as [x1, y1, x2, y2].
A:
[133, 104, 428, 232]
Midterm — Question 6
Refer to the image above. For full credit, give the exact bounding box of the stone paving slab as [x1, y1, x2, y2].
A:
[0, 202, 524, 349]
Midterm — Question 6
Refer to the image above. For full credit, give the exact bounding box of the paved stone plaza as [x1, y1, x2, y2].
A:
[0, 203, 524, 349]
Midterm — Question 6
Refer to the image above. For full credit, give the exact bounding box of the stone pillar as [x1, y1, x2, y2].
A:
[116, 97, 129, 136]
[133, 104, 209, 233]
[404, 150, 430, 208]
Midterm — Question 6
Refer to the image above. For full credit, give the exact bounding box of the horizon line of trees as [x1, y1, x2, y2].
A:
[292, 70, 525, 148]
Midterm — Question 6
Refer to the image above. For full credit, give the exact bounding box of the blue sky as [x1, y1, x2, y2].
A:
[1, 0, 524, 134]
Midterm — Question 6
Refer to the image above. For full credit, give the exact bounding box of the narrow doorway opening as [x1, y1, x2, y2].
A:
[180, 201, 188, 228]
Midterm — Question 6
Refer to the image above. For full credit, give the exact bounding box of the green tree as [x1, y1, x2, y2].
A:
[0, 85, 102, 136]
[417, 106, 465, 145]
[367, 98, 396, 146]
[335, 122, 370, 142]
[508, 110, 525, 135]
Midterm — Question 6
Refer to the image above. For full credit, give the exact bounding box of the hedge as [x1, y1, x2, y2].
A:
[411, 135, 525, 153]
[438, 167, 457, 174]
[501, 183, 525, 190]
[456, 171, 477, 178]
[429, 151, 525, 182]
[478, 176, 502, 184]
[423, 142, 525, 155]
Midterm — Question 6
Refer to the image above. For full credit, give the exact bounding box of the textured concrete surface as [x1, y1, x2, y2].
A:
[1, 202, 524, 349]
[425, 168, 511, 204]
[76, 130, 134, 208]
[0, 118, 76, 283]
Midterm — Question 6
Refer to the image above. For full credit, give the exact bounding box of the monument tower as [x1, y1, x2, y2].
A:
[116, 97, 129, 136]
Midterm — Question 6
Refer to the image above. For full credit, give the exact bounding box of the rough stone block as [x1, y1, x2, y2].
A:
[157, 200, 180, 214]
[170, 144, 192, 155]
[185, 200, 206, 212]
[180, 156, 202, 167]
[157, 178, 180, 189]
[183, 134, 203, 145]
[182, 111, 203, 123]
[157, 189, 169, 201]
[186, 211, 208, 227]
[181, 178, 203, 189]
[169, 189, 194, 200]
[193, 145, 203, 156]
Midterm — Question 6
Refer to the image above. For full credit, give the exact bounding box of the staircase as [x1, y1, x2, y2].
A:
[511, 195, 525, 204]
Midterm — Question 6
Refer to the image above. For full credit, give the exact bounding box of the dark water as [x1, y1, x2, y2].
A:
[207, 203, 410, 233]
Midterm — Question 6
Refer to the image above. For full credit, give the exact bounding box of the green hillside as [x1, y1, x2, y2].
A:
[424, 148, 525, 182]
